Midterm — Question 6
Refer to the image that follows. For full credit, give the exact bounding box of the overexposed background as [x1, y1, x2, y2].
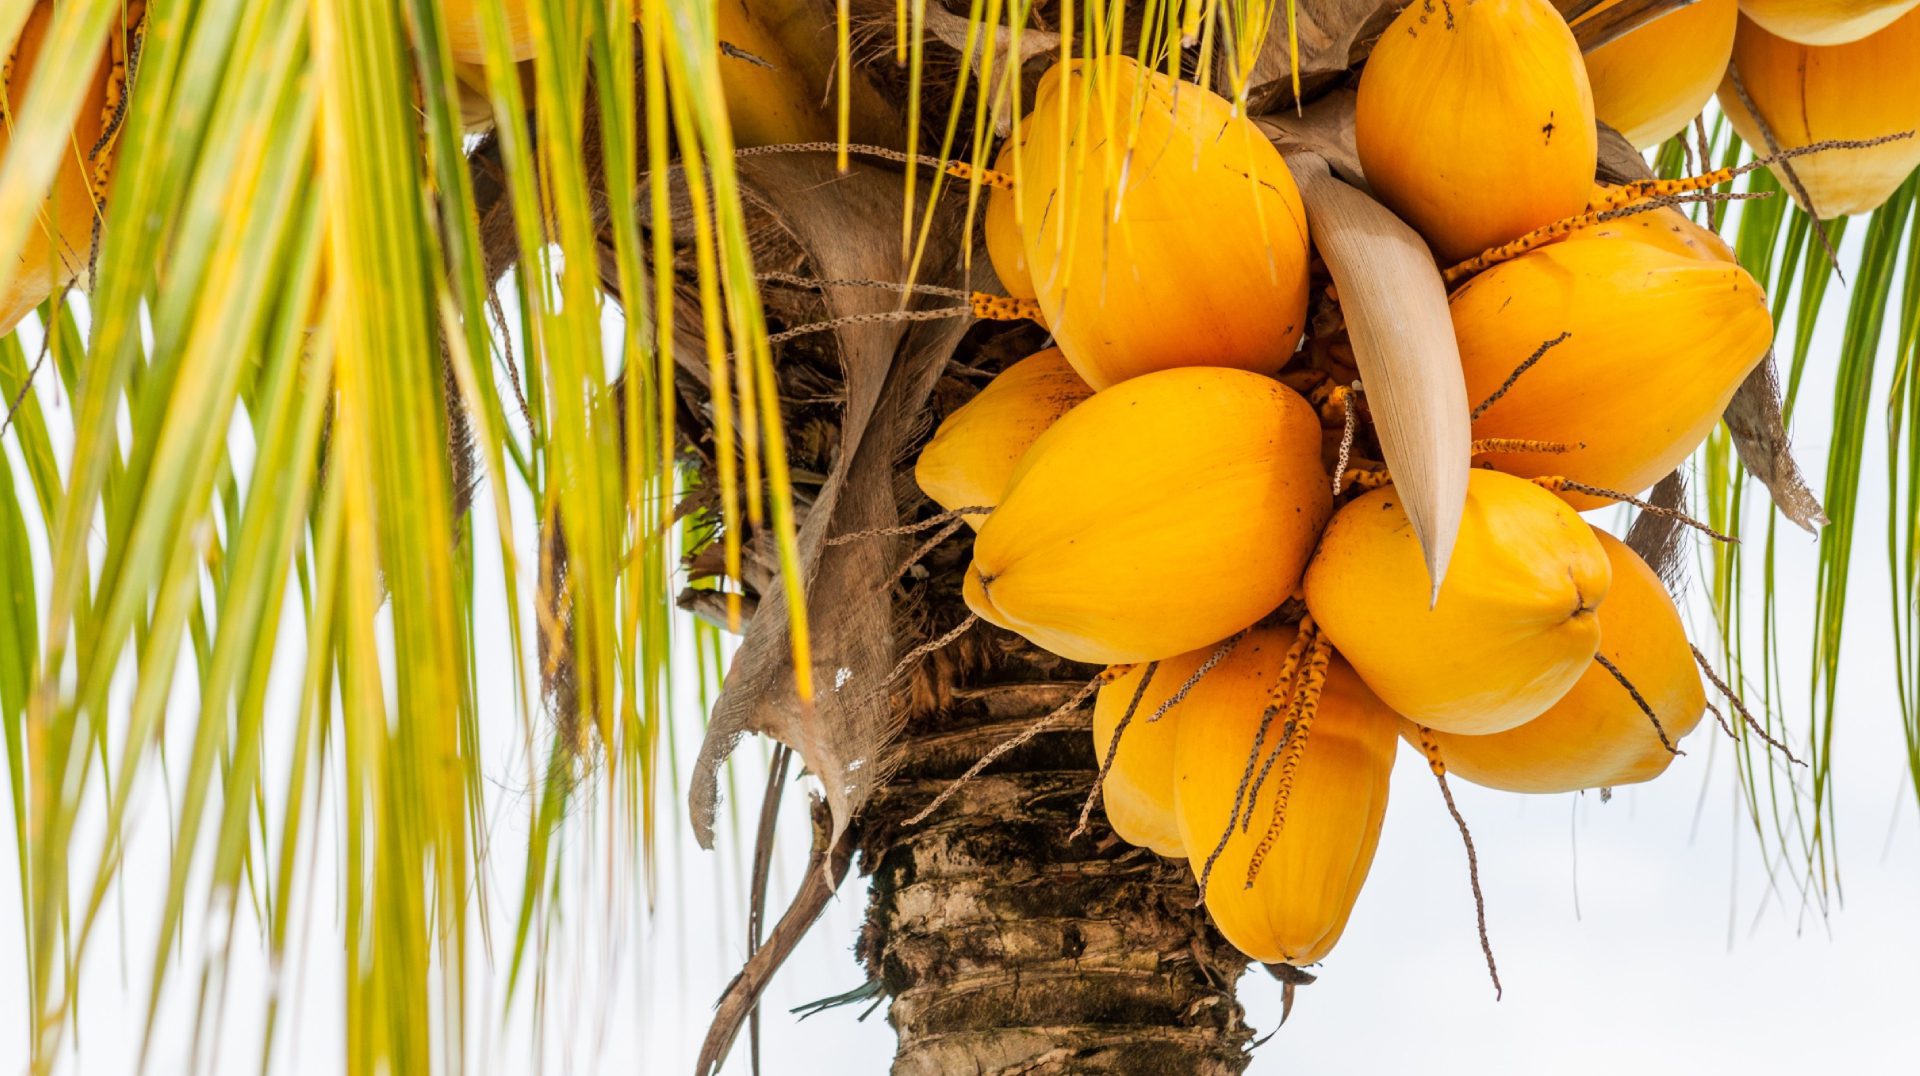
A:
[3, 229, 1917, 1076]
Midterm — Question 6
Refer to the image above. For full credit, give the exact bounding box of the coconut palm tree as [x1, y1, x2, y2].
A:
[1, 1, 1915, 1073]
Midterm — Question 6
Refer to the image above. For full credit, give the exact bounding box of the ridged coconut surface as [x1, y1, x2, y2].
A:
[984, 119, 1035, 299]
[1355, 0, 1596, 262]
[1171, 626, 1397, 966]
[1454, 235, 1773, 509]
[1719, 7, 1920, 218]
[1418, 529, 1706, 793]
[965, 367, 1330, 665]
[914, 349, 1091, 529]
[1014, 56, 1310, 389]
[1736, 0, 1920, 44]
[1577, 0, 1737, 149]
[1305, 471, 1609, 735]
[1092, 658, 1191, 858]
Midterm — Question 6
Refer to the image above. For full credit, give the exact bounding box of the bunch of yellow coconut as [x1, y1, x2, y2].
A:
[915, 0, 1918, 970]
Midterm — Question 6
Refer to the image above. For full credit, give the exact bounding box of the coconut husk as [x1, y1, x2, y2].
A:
[1725, 352, 1828, 533]
[1625, 470, 1692, 591]
[1595, 120, 1656, 185]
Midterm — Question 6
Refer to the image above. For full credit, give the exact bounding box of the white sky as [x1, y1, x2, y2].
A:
[3, 219, 1918, 1076]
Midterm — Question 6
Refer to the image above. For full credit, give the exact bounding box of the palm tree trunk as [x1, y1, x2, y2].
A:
[856, 606, 1254, 1074]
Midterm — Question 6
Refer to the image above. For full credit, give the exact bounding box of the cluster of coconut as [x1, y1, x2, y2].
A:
[912, 0, 1919, 970]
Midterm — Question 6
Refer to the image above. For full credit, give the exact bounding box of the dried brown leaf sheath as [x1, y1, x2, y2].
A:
[1284, 151, 1469, 598]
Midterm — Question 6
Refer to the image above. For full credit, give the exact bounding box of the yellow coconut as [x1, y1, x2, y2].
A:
[1172, 626, 1397, 966]
[0, 3, 125, 336]
[711, 0, 836, 146]
[914, 349, 1092, 529]
[1718, 8, 1920, 218]
[1417, 529, 1706, 793]
[1454, 236, 1772, 510]
[1355, 0, 1597, 262]
[1304, 470, 1609, 735]
[1576, 0, 1737, 149]
[966, 368, 1331, 665]
[1570, 184, 1737, 263]
[443, 3, 828, 145]
[450, 58, 544, 133]
[1737, 0, 1920, 44]
[984, 122, 1034, 299]
[1092, 654, 1197, 858]
[1015, 56, 1310, 389]
[440, 1, 536, 63]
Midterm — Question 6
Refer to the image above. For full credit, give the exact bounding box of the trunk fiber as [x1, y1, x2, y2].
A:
[857, 610, 1255, 1074]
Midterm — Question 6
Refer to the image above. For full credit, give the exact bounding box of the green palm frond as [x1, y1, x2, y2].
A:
[1689, 114, 1920, 901]
[0, 0, 805, 1067]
